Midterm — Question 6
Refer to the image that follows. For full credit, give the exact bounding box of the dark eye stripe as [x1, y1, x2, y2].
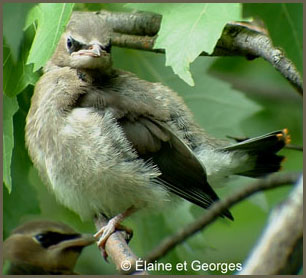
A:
[34, 231, 81, 248]
[102, 39, 112, 53]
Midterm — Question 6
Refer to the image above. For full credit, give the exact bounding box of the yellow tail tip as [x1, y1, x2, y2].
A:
[277, 128, 291, 144]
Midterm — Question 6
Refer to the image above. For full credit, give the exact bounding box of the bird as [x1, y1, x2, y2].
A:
[3, 220, 95, 274]
[25, 11, 290, 249]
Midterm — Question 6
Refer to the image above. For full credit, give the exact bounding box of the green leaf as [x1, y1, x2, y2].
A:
[243, 3, 303, 75]
[3, 3, 35, 61]
[26, 3, 74, 71]
[4, 35, 40, 97]
[126, 3, 245, 86]
[3, 95, 19, 193]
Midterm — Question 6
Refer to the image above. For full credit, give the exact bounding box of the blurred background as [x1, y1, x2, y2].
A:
[3, 3, 302, 275]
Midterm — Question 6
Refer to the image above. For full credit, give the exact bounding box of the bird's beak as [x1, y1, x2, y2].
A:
[49, 233, 95, 250]
[71, 43, 103, 58]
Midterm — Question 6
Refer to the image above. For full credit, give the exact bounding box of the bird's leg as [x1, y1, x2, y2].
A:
[94, 206, 136, 249]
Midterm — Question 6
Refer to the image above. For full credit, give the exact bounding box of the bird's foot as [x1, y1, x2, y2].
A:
[94, 207, 135, 260]
[94, 217, 118, 249]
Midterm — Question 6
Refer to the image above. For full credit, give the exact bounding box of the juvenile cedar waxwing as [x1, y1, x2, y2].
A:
[25, 12, 290, 248]
[3, 220, 95, 274]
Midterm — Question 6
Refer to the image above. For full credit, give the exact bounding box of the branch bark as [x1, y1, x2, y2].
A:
[94, 215, 148, 275]
[144, 172, 301, 263]
[239, 176, 303, 275]
[219, 23, 303, 95]
[100, 10, 161, 36]
[97, 10, 303, 95]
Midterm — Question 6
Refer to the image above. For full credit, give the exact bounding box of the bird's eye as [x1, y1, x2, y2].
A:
[66, 37, 83, 54]
[35, 233, 46, 241]
[34, 232, 81, 248]
[67, 37, 73, 49]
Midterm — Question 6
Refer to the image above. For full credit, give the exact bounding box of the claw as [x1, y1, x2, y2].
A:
[94, 206, 136, 261]
[94, 217, 117, 249]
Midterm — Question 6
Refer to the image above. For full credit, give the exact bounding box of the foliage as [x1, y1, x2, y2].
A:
[3, 34, 39, 98]
[3, 3, 302, 275]
[3, 95, 18, 192]
[3, 3, 35, 61]
[127, 3, 247, 86]
[26, 3, 74, 71]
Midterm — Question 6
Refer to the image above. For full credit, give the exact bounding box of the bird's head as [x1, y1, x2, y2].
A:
[3, 220, 95, 274]
[49, 12, 112, 72]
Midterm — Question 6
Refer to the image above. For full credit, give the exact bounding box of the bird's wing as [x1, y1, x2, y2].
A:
[77, 87, 233, 219]
[119, 116, 233, 220]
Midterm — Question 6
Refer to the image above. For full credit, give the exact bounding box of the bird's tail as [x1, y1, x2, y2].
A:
[219, 129, 291, 177]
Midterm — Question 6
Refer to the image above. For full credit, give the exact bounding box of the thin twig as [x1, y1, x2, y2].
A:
[97, 11, 302, 95]
[221, 24, 303, 95]
[285, 144, 303, 151]
[144, 172, 301, 263]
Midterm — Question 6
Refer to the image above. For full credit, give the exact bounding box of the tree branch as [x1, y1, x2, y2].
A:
[144, 172, 301, 263]
[220, 23, 303, 95]
[97, 10, 302, 95]
[239, 176, 303, 275]
[100, 10, 161, 36]
[285, 144, 303, 151]
[94, 215, 148, 275]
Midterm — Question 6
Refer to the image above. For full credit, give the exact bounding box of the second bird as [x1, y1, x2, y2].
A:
[3, 221, 95, 274]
